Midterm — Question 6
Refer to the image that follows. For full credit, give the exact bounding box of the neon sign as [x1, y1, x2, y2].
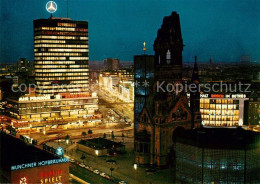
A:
[46, 1, 57, 14]
[11, 158, 69, 171]
[19, 177, 27, 184]
[40, 169, 63, 184]
[56, 147, 64, 157]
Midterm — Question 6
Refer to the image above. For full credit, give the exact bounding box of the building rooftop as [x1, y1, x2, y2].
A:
[173, 126, 260, 149]
[0, 132, 58, 172]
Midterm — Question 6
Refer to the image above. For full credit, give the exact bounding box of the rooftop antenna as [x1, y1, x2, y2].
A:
[66, 0, 69, 18]
[143, 42, 147, 104]
[143, 42, 146, 55]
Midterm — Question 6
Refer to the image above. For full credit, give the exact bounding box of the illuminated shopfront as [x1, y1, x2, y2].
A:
[188, 93, 249, 127]
[6, 94, 98, 127]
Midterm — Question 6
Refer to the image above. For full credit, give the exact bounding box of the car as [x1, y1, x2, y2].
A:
[118, 181, 126, 184]
[93, 170, 100, 175]
[105, 175, 111, 180]
[106, 159, 116, 164]
[145, 168, 156, 174]
[79, 163, 85, 168]
[100, 173, 106, 177]
[70, 159, 75, 163]
[86, 166, 94, 171]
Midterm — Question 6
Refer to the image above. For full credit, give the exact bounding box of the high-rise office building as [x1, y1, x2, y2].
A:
[34, 17, 89, 95]
[4, 17, 98, 130]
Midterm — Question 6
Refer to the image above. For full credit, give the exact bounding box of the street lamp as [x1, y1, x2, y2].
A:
[110, 167, 114, 177]
[134, 163, 138, 170]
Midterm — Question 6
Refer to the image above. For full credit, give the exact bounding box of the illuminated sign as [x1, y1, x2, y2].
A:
[19, 95, 51, 101]
[11, 162, 69, 184]
[200, 94, 209, 98]
[11, 158, 69, 171]
[232, 94, 246, 98]
[19, 177, 27, 184]
[40, 169, 63, 184]
[46, 1, 57, 14]
[56, 147, 64, 157]
[211, 94, 224, 98]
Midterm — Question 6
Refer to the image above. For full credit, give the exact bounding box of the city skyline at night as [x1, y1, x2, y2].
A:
[0, 1, 259, 184]
[1, 0, 260, 63]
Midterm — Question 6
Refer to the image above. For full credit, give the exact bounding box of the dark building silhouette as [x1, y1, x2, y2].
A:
[190, 56, 201, 128]
[0, 132, 69, 183]
[134, 55, 154, 131]
[240, 55, 251, 66]
[17, 58, 33, 73]
[104, 58, 120, 71]
[134, 12, 200, 167]
[209, 56, 213, 65]
[173, 127, 260, 183]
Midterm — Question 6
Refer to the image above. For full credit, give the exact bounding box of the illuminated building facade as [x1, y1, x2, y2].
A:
[196, 93, 249, 126]
[6, 94, 98, 128]
[248, 95, 260, 126]
[118, 81, 134, 101]
[173, 127, 260, 183]
[3, 17, 98, 129]
[34, 17, 89, 95]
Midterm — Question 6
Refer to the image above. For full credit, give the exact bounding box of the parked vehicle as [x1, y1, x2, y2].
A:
[100, 173, 106, 177]
[119, 181, 127, 184]
[106, 159, 117, 164]
[105, 175, 111, 180]
[79, 163, 85, 168]
[86, 166, 94, 171]
[145, 168, 157, 174]
[93, 170, 100, 175]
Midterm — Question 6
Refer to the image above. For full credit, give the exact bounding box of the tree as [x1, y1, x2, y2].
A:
[65, 134, 70, 141]
[88, 129, 93, 134]
[81, 131, 87, 139]
[103, 133, 107, 139]
[111, 131, 115, 141]
[80, 154, 86, 164]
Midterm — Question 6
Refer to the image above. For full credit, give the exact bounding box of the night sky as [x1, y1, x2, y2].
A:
[1, 0, 260, 63]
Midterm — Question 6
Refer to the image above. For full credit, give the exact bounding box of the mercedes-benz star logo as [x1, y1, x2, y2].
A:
[46, 1, 57, 14]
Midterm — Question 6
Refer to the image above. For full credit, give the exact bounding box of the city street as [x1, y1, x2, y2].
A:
[46, 136, 175, 184]
[70, 163, 114, 184]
